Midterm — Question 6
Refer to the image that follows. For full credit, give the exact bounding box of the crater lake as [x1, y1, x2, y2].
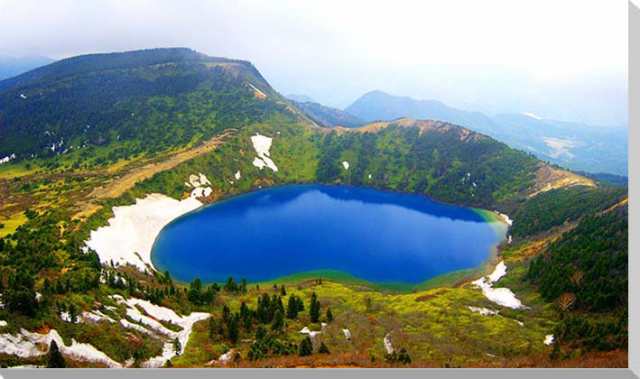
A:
[151, 184, 507, 286]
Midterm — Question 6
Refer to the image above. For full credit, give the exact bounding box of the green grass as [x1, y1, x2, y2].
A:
[0, 212, 27, 238]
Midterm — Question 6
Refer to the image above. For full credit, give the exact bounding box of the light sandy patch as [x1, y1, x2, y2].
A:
[77, 130, 233, 219]
[85, 194, 202, 271]
[247, 83, 267, 100]
[528, 165, 595, 198]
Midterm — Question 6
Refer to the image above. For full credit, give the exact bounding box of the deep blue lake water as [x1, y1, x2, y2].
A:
[151, 184, 506, 285]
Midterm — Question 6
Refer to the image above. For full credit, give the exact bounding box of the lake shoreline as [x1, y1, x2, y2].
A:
[148, 183, 512, 291]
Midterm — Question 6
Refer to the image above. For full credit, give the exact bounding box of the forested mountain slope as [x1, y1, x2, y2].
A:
[0, 48, 293, 162]
[0, 48, 627, 368]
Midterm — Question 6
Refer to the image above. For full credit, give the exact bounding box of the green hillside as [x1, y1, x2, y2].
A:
[0, 49, 628, 368]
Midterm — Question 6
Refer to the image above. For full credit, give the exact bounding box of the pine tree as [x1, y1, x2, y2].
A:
[326, 307, 333, 322]
[286, 295, 299, 319]
[222, 304, 231, 324]
[228, 314, 240, 344]
[173, 337, 182, 355]
[397, 348, 411, 364]
[298, 336, 313, 356]
[208, 317, 217, 339]
[271, 309, 284, 332]
[309, 292, 320, 323]
[47, 340, 66, 368]
[240, 302, 252, 331]
[318, 342, 330, 354]
[280, 285, 287, 296]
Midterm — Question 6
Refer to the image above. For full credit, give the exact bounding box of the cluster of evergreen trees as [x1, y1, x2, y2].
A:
[527, 205, 628, 352]
[203, 290, 334, 361]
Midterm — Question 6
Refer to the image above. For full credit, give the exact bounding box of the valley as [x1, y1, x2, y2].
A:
[0, 48, 628, 369]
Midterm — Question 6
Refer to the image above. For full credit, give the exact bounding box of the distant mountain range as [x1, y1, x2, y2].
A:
[0, 54, 54, 80]
[342, 90, 627, 176]
[288, 99, 363, 128]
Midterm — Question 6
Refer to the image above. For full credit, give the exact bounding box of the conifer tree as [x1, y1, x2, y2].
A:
[47, 340, 66, 368]
[318, 342, 330, 354]
[271, 309, 284, 332]
[299, 336, 313, 356]
[286, 295, 299, 319]
[309, 292, 320, 323]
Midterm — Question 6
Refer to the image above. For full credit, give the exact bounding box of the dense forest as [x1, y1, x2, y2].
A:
[527, 205, 628, 352]
[510, 186, 627, 238]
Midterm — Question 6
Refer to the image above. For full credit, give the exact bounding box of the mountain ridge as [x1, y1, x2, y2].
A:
[344, 90, 627, 176]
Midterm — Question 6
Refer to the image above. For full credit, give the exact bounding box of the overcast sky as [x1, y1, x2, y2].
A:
[0, 0, 629, 125]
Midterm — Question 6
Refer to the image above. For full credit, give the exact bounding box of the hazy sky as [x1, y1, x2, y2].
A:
[0, 0, 629, 125]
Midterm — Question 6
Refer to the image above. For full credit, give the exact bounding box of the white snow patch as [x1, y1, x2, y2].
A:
[60, 312, 79, 323]
[383, 333, 394, 354]
[544, 334, 554, 345]
[190, 186, 212, 199]
[494, 211, 513, 226]
[234, 170, 241, 180]
[299, 326, 321, 339]
[251, 133, 278, 172]
[488, 261, 507, 283]
[19, 93, 27, 99]
[0, 329, 121, 367]
[467, 306, 498, 316]
[188, 173, 212, 199]
[342, 161, 350, 170]
[82, 310, 115, 324]
[368, 174, 372, 179]
[0, 320, 7, 327]
[342, 328, 352, 341]
[111, 296, 210, 368]
[472, 261, 525, 309]
[85, 193, 202, 272]
[0, 153, 16, 165]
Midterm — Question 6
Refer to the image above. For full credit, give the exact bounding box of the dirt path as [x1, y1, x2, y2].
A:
[75, 129, 236, 218]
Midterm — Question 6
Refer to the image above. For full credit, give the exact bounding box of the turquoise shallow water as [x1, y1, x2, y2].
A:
[151, 184, 506, 285]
